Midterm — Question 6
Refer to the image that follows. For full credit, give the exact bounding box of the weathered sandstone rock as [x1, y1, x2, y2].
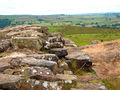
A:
[12, 37, 43, 50]
[0, 74, 22, 90]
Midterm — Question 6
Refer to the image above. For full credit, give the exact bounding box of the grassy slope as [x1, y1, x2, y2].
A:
[48, 26, 120, 46]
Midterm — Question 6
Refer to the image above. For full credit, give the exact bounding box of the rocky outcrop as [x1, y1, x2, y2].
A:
[0, 25, 96, 90]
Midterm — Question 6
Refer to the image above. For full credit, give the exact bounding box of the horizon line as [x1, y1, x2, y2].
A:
[0, 11, 120, 16]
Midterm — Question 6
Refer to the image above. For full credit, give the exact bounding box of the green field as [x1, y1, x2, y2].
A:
[49, 26, 120, 46]
[1, 13, 120, 28]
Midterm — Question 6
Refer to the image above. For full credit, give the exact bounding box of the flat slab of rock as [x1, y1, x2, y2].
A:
[12, 37, 43, 50]
[50, 48, 68, 58]
[10, 57, 57, 68]
[56, 74, 77, 80]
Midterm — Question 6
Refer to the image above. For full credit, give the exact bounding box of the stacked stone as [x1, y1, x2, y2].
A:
[0, 25, 95, 90]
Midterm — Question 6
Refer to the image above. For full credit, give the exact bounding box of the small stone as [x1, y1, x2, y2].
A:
[32, 69, 37, 73]
[46, 72, 49, 75]
[35, 80, 40, 85]
[43, 81, 48, 88]
[99, 86, 106, 90]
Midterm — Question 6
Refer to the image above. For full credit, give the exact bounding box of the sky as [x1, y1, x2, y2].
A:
[0, 0, 120, 15]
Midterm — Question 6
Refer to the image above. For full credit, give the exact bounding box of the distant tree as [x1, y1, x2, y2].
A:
[75, 23, 80, 25]
[0, 19, 11, 28]
[38, 18, 44, 21]
[81, 24, 85, 27]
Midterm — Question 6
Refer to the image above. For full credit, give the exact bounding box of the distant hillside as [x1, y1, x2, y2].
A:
[0, 12, 120, 28]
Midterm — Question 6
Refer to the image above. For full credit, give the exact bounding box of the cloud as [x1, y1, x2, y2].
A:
[0, 0, 120, 15]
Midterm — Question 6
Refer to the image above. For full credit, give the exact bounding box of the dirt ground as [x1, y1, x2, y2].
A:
[82, 39, 120, 78]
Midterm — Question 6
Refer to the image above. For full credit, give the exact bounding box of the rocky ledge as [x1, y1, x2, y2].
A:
[0, 25, 107, 90]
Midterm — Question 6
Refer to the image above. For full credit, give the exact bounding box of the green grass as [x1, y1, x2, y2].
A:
[101, 78, 120, 90]
[49, 26, 120, 46]
[0, 52, 11, 57]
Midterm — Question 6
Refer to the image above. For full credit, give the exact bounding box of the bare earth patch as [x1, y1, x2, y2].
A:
[83, 39, 120, 78]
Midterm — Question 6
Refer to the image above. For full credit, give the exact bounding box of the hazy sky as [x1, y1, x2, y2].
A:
[0, 0, 120, 15]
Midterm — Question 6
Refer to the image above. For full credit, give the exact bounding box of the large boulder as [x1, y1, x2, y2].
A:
[50, 48, 68, 58]
[12, 37, 43, 50]
[0, 74, 22, 90]
[0, 39, 12, 52]
[66, 47, 92, 71]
